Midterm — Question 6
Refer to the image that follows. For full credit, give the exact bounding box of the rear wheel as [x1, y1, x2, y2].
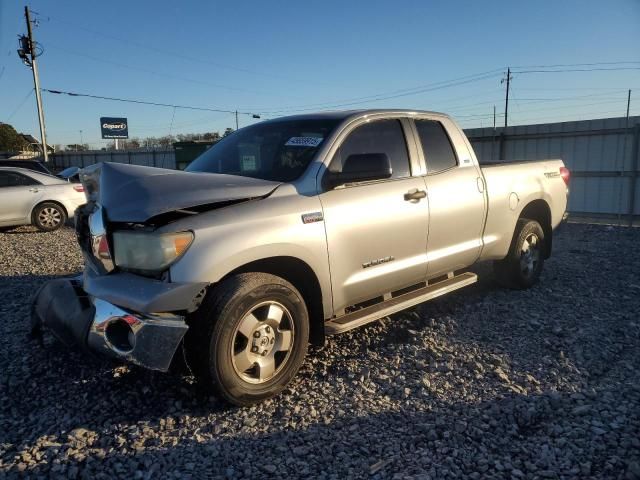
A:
[186, 272, 309, 406]
[494, 218, 545, 289]
[33, 202, 66, 231]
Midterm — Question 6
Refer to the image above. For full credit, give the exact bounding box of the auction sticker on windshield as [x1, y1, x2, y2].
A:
[285, 137, 323, 147]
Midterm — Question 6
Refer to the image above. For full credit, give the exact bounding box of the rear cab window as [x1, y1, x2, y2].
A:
[414, 119, 458, 174]
[330, 119, 411, 179]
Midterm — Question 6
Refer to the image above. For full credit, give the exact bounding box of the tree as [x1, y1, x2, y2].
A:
[0, 123, 28, 152]
[66, 144, 89, 151]
[202, 131, 221, 142]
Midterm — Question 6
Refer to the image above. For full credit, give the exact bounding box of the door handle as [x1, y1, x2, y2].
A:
[29, 188, 40, 193]
[404, 189, 427, 201]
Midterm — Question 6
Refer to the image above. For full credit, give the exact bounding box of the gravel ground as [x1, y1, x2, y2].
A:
[1, 223, 639, 479]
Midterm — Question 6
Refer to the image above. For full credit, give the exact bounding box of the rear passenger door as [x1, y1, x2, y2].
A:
[412, 118, 486, 277]
[319, 118, 429, 313]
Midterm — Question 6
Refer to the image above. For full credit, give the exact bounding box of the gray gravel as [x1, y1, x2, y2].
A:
[1, 223, 639, 479]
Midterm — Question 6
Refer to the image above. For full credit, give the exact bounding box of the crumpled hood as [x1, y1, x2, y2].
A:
[80, 162, 281, 223]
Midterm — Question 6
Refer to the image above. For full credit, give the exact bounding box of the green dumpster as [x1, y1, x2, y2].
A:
[173, 140, 218, 170]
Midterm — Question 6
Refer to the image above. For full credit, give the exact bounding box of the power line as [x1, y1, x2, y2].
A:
[43, 88, 261, 117]
[6, 88, 35, 121]
[511, 61, 640, 69]
[41, 69, 503, 118]
[513, 67, 640, 74]
[46, 43, 281, 97]
[43, 13, 327, 86]
[258, 70, 505, 114]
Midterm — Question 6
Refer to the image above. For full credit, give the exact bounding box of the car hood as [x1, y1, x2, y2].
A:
[80, 162, 281, 223]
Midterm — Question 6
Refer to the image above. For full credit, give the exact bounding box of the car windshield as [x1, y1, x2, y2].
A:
[186, 119, 340, 182]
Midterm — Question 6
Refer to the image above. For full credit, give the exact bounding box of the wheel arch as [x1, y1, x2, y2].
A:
[223, 256, 326, 346]
[519, 199, 552, 258]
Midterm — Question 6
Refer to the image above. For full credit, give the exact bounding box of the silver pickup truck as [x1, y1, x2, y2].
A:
[32, 109, 569, 405]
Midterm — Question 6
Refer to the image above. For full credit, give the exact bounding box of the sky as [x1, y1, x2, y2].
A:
[1, 0, 639, 149]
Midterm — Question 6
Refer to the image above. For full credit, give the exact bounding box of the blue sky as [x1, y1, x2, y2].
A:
[1, 0, 639, 149]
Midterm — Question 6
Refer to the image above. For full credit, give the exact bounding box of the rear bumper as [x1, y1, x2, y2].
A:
[31, 276, 190, 371]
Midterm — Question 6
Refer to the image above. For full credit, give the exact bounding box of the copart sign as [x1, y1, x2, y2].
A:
[100, 117, 129, 139]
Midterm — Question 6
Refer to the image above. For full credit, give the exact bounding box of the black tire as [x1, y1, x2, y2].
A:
[32, 202, 67, 232]
[185, 272, 309, 406]
[493, 218, 545, 290]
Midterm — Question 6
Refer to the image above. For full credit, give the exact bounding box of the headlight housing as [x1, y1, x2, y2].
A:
[113, 231, 194, 274]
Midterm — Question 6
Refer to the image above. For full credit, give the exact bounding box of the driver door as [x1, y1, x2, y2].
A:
[318, 118, 429, 313]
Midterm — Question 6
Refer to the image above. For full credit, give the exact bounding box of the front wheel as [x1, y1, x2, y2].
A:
[186, 273, 309, 406]
[493, 218, 545, 289]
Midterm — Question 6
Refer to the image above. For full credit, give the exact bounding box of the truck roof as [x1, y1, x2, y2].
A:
[265, 109, 450, 123]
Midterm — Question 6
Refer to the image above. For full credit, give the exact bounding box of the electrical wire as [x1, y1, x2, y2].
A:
[6, 88, 35, 121]
[513, 67, 640, 74]
[43, 13, 327, 86]
[45, 43, 307, 99]
[511, 61, 640, 69]
[258, 70, 505, 114]
[43, 88, 260, 116]
[42, 69, 503, 118]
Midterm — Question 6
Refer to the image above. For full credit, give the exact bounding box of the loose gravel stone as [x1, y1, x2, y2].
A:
[0, 223, 639, 479]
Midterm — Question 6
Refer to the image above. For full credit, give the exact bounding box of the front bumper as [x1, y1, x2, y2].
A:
[31, 277, 189, 371]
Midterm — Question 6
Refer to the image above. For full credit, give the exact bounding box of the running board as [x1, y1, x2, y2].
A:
[325, 272, 477, 335]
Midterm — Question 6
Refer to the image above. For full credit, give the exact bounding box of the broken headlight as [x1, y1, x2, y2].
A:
[113, 231, 194, 274]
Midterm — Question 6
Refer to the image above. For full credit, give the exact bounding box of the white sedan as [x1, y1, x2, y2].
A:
[0, 167, 87, 231]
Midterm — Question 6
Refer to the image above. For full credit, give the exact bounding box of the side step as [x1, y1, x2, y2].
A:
[325, 272, 477, 335]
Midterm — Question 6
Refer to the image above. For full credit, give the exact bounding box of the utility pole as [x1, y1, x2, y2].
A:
[23, 6, 49, 162]
[501, 67, 512, 129]
[235, 110, 239, 130]
[79, 130, 83, 147]
[617, 89, 632, 226]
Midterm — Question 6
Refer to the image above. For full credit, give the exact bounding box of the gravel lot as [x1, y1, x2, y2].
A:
[1, 223, 639, 479]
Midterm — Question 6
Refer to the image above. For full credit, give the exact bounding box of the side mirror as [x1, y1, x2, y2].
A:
[323, 153, 392, 190]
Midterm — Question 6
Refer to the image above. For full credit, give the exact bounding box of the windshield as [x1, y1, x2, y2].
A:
[186, 119, 339, 182]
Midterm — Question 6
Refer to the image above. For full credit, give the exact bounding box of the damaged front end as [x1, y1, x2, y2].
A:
[30, 276, 189, 371]
[31, 162, 278, 371]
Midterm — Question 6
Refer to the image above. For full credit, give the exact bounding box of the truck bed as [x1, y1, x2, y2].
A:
[478, 159, 568, 261]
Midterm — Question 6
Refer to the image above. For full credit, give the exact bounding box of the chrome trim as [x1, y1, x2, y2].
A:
[88, 297, 188, 371]
[88, 204, 115, 272]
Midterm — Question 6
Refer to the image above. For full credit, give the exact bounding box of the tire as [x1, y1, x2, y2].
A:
[186, 273, 309, 406]
[32, 202, 67, 232]
[493, 218, 545, 289]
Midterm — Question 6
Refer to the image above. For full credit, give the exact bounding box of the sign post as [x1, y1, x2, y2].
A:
[100, 117, 129, 150]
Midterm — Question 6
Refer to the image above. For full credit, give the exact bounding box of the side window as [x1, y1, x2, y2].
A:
[415, 120, 458, 174]
[0, 172, 39, 187]
[330, 119, 410, 179]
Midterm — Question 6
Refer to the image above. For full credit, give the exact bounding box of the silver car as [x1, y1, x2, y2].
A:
[0, 167, 87, 231]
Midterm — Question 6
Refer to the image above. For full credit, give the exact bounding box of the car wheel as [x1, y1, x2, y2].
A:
[493, 218, 545, 289]
[186, 272, 309, 406]
[33, 202, 67, 232]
